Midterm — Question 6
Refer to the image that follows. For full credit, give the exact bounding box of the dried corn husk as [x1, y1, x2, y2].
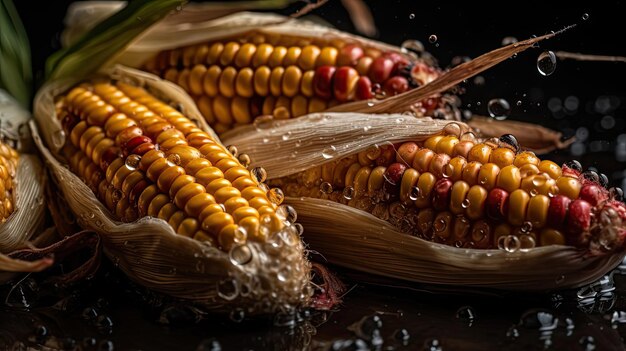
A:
[32, 65, 311, 314]
[0, 91, 48, 264]
[225, 114, 626, 291]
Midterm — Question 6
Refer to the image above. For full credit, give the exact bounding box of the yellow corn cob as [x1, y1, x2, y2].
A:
[142, 31, 442, 134]
[0, 141, 19, 223]
[271, 132, 626, 252]
[55, 81, 288, 251]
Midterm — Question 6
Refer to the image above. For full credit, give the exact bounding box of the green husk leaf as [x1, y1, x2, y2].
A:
[0, 0, 32, 107]
[45, 0, 185, 82]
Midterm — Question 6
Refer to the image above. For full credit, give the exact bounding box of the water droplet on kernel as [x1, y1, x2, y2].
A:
[537, 51, 557, 76]
[226, 145, 238, 157]
[434, 218, 446, 232]
[521, 221, 533, 233]
[251, 167, 267, 182]
[461, 198, 471, 209]
[238, 153, 251, 167]
[343, 186, 355, 200]
[268, 188, 285, 205]
[166, 153, 181, 166]
[276, 205, 297, 224]
[125, 154, 141, 170]
[320, 182, 333, 194]
[409, 186, 421, 201]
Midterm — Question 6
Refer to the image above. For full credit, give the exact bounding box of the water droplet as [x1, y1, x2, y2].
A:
[598, 173, 609, 188]
[166, 153, 181, 166]
[498, 235, 521, 252]
[253, 115, 274, 130]
[268, 188, 285, 205]
[229, 308, 245, 323]
[258, 182, 270, 193]
[125, 154, 141, 170]
[579, 336, 595, 351]
[196, 338, 222, 351]
[582, 170, 600, 183]
[322, 145, 337, 159]
[461, 198, 471, 209]
[473, 76, 486, 86]
[401, 39, 424, 54]
[428, 34, 438, 43]
[238, 153, 251, 167]
[366, 144, 381, 160]
[609, 187, 623, 201]
[424, 338, 443, 351]
[112, 189, 122, 203]
[499, 134, 520, 152]
[564, 160, 582, 172]
[52, 130, 66, 149]
[392, 328, 410, 345]
[488, 98, 511, 120]
[516, 100, 522, 106]
[479, 177, 488, 185]
[506, 325, 520, 340]
[409, 13, 415, 19]
[276, 204, 297, 224]
[229, 244, 253, 265]
[217, 279, 239, 301]
[434, 218, 446, 232]
[537, 51, 557, 76]
[443, 122, 463, 137]
[226, 145, 238, 157]
[501, 36, 518, 46]
[456, 306, 476, 326]
[529, 188, 538, 197]
[582, 13, 589, 21]
[81, 306, 99, 320]
[251, 167, 267, 182]
[320, 182, 333, 194]
[409, 186, 421, 201]
[521, 221, 533, 234]
[343, 186, 355, 200]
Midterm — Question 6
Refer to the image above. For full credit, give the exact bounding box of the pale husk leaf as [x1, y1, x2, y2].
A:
[32, 65, 311, 313]
[222, 114, 460, 179]
[289, 197, 624, 291]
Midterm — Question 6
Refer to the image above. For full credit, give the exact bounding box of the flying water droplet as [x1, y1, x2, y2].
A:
[537, 51, 557, 76]
[582, 13, 589, 21]
[409, 13, 415, 19]
[488, 98, 511, 120]
[456, 306, 476, 326]
[428, 34, 438, 43]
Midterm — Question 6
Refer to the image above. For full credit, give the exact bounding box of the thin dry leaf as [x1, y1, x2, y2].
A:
[327, 33, 556, 114]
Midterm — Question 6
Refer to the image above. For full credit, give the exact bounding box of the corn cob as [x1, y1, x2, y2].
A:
[142, 31, 442, 134]
[0, 141, 19, 223]
[55, 81, 288, 251]
[271, 131, 626, 252]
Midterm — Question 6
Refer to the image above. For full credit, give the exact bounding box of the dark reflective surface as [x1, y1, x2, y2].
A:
[7, 0, 626, 350]
[2, 260, 626, 350]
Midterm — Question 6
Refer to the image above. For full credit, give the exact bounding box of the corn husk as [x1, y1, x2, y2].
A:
[32, 65, 311, 314]
[225, 113, 626, 292]
[0, 91, 48, 270]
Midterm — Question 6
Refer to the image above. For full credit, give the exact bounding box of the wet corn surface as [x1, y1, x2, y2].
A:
[2, 258, 626, 350]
